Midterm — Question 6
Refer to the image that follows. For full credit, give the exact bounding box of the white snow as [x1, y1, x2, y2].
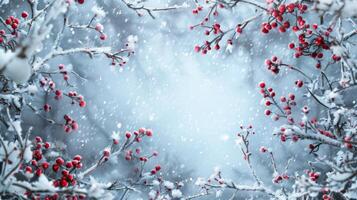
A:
[171, 189, 182, 198]
[24, 144, 33, 162]
[87, 177, 114, 199]
[3, 57, 32, 84]
[195, 177, 206, 186]
[331, 45, 346, 57]
[33, 175, 56, 191]
[315, 0, 357, 17]
[163, 181, 175, 189]
[127, 35, 138, 51]
[92, 6, 106, 18]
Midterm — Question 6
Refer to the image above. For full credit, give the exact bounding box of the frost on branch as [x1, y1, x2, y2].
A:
[0, 0, 178, 199]
[188, 0, 357, 199]
[0, 127, 181, 199]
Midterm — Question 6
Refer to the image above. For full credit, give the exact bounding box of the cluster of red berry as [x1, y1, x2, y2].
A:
[23, 137, 85, 200]
[124, 128, 155, 161]
[258, 81, 298, 124]
[63, 114, 79, 133]
[306, 170, 320, 182]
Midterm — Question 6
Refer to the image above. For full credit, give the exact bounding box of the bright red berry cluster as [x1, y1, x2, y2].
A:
[23, 137, 85, 199]
[124, 128, 156, 161]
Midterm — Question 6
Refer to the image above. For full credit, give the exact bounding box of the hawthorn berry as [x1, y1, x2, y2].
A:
[264, 109, 271, 116]
[295, 80, 303, 88]
[79, 100, 86, 107]
[56, 157, 64, 165]
[125, 132, 131, 139]
[103, 149, 110, 157]
[259, 81, 266, 88]
[21, 11, 28, 18]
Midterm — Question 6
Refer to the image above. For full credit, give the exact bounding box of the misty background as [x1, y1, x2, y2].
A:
[2, 0, 330, 198]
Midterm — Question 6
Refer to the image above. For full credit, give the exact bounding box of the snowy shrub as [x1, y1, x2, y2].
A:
[0, 0, 183, 199]
[0, 0, 356, 199]
[189, 0, 357, 199]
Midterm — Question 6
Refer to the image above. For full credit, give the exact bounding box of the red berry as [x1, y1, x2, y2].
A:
[64, 125, 71, 133]
[66, 162, 73, 168]
[153, 151, 159, 156]
[35, 168, 42, 176]
[280, 96, 286, 102]
[155, 165, 161, 171]
[103, 149, 110, 157]
[139, 128, 146, 134]
[31, 160, 37, 166]
[99, 34, 107, 40]
[35, 136, 42, 143]
[259, 81, 266, 88]
[194, 45, 201, 53]
[21, 11, 28, 18]
[295, 80, 303, 88]
[261, 27, 269, 34]
[113, 139, 119, 145]
[44, 142, 50, 149]
[60, 179, 68, 187]
[214, 44, 220, 50]
[42, 162, 49, 169]
[125, 132, 131, 139]
[288, 43, 295, 49]
[71, 121, 79, 130]
[280, 134, 287, 142]
[79, 100, 86, 107]
[61, 170, 69, 177]
[55, 90, 62, 96]
[264, 109, 271, 116]
[265, 100, 272, 106]
[56, 157, 64, 165]
[11, 23, 18, 29]
[52, 164, 60, 172]
[259, 146, 267, 153]
[145, 129, 153, 137]
[44, 104, 51, 112]
[289, 93, 295, 100]
[5, 18, 11, 25]
[25, 166, 32, 173]
[73, 155, 82, 161]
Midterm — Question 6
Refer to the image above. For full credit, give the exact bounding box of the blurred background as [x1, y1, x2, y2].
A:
[1, 0, 330, 198]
